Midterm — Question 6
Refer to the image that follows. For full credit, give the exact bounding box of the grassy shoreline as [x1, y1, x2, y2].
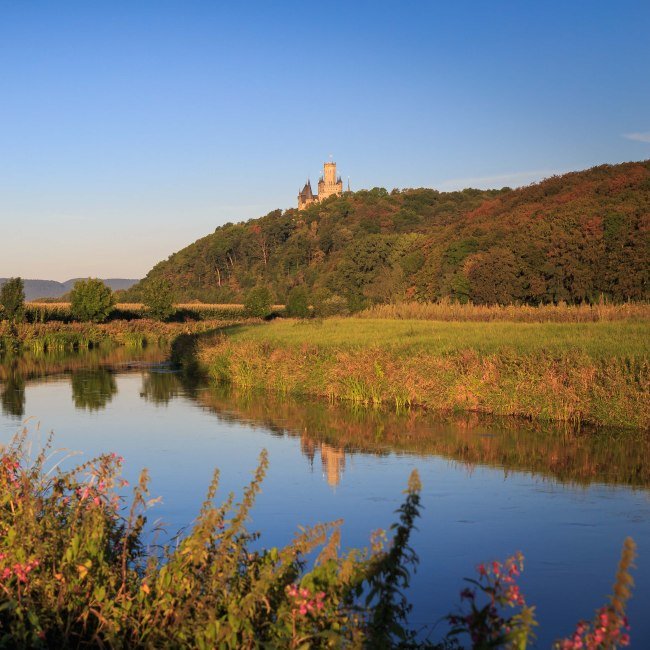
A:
[0, 318, 245, 354]
[195, 318, 649, 430]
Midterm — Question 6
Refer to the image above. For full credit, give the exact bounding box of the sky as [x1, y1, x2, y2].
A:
[1, 1, 649, 281]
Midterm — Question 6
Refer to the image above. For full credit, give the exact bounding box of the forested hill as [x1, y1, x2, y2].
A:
[127, 161, 650, 306]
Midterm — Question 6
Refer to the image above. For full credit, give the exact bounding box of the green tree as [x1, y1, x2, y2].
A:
[142, 278, 176, 321]
[0, 277, 25, 323]
[244, 286, 273, 318]
[70, 278, 115, 323]
[285, 286, 310, 318]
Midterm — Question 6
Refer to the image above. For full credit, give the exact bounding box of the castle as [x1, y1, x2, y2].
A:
[297, 160, 344, 210]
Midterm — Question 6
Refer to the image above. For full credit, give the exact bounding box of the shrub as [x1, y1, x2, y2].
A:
[285, 286, 310, 318]
[244, 286, 273, 318]
[69, 279, 115, 323]
[0, 277, 25, 323]
[311, 290, 349, 318]
[0, 433, 424, 647]
[142, 278, 176, 321]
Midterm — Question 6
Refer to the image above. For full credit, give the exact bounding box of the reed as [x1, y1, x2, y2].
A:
[0, 319, 244, 355]
[194, 319, 649, 430]
[359, 299, 650, 323]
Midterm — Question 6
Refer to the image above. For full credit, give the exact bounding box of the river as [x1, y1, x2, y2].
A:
[1, 345, 649, 647]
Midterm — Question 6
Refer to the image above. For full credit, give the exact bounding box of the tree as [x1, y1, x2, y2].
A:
[285, 286, 310, 318]
[244, 286, 273, 318]
[142, 278, 176, 321]
[0, 278, 25, 323]
[70, 279, 115, 323]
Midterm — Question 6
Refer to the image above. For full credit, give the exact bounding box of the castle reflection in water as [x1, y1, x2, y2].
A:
[300, 435, 346, 488]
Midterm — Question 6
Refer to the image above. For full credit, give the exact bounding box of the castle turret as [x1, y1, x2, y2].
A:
[298, 179, 316, 210]
[297, 160, 344, 209]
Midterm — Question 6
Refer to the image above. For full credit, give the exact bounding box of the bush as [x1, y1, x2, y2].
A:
[244, 286, 273, 318]
[285, 286, 310, 318]
[70, 279, 115, 323]
[0, 277, 25, 323]
[142, 278, 176, 321]
[312, 289, 349, 318]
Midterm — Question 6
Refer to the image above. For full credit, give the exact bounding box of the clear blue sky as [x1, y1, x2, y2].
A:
[1, 0, 649, 280]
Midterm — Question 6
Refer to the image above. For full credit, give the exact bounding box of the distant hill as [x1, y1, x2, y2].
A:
[125, 160, 650, 306]
[0, 278, 140, 302]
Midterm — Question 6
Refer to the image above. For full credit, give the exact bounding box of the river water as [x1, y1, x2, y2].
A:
[1, 346, 649, 647]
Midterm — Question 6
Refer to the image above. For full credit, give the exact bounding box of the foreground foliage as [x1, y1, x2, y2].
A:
[0, 434, 637, 648]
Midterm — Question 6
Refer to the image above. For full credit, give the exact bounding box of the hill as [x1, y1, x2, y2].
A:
[126, 161, 650, 307]
[0, 278, 140, 302]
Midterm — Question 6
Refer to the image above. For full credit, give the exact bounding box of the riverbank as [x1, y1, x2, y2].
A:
[195, 318, 650, 430]
[0, 318, 245, 354]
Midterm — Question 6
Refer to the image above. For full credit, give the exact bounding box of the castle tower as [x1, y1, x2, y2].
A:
[317, 161, 343, 202]
[297, 160, 344, 210]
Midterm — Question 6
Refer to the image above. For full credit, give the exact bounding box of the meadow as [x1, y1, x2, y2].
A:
[218, 318, 648, 359]
[194, 317, 649, 430]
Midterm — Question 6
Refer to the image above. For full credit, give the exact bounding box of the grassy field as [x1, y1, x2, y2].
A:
[221, 318, 649, 359]
[196, 317, 650, 430]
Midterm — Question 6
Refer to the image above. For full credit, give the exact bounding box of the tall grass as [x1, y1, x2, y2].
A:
[222, 318, 649, 359]
[0, 319, 242, 355]
[192, 319, 649, 429]
[359, 299, 650, 323]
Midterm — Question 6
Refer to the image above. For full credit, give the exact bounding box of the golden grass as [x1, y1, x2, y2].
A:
[224, 318, 649, 359]
[359, 300, 650, 322]
[195, 318, 650, 429]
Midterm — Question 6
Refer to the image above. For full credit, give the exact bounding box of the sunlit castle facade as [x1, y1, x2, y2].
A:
[297, 160, 345, 210]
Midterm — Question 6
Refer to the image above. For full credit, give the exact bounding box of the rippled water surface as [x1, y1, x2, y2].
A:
[1, 347, 649, 647]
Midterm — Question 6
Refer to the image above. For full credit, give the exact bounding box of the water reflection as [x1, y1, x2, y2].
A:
[0, 360, 25, 419]
[140, 369, 181, 405]
[70, 369, 117, 411]
[2, 348, 650, 490]
[194, 384, 650, 491]
[301, 437, 346, 487]
[0, 345, 168, 384]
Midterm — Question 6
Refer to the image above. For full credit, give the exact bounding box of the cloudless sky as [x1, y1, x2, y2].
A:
[1, 0, 649, 280]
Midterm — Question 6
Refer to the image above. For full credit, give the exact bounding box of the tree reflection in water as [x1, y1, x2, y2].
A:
[196, 385, 650, 491]
[140, 370, 181, 405]
[70, 369, 118, 411]
[1, 361, 25, 419]
[2, 348, 649, 491]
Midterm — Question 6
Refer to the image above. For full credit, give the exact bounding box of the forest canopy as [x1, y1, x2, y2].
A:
[125, 161, 650, 307]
